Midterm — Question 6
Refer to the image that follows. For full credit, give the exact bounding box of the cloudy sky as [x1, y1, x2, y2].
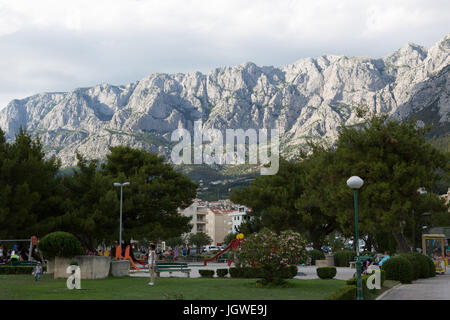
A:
[0, 0, 449, 109]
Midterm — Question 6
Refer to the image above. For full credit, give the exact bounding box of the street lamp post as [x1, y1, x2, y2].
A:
[347, 176, 364, 300]
[114, 182, 130, 247]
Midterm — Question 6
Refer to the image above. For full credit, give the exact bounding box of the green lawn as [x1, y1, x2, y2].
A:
[0, 275, 346, 300]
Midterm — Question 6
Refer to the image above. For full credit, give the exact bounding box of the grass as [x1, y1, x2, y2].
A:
[0, 275, 345, 300]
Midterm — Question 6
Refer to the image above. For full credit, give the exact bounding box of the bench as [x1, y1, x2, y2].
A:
[349, 255, 371, 269]
[155, 261, 191, 278]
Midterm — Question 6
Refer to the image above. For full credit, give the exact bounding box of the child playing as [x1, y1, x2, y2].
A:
[33, 262, 42, 281]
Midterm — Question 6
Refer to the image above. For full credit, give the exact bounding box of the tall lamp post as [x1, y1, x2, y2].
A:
[114, 182, 130, 247]
[347, 176, 364, 300]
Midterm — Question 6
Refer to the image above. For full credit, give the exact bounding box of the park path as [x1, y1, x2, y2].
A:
[129, 262, 355, 280]
[378, 272, 450, 300]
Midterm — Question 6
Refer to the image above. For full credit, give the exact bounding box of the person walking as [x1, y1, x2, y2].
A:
[148, 243, 156, 286]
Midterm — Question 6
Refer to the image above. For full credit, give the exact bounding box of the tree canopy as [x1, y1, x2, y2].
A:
[231, 114, 449, 252]
[0, 129, 198, 251]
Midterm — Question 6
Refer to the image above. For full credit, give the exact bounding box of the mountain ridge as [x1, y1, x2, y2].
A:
[0, 33, 449, 167]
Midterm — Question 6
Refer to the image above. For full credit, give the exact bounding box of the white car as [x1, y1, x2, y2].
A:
[203, 245, 220, 254]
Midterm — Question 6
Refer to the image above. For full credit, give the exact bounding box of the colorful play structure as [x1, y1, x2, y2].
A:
[115, 245, 145, 270]
[203, 233, 244, 266]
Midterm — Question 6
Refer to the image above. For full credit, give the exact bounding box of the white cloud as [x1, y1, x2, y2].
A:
[0, 0, 449, 109]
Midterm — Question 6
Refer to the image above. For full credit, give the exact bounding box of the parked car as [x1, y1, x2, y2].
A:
[203, 245, 220, 254]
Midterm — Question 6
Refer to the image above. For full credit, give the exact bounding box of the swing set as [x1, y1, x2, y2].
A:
[0, 236, 39, 263]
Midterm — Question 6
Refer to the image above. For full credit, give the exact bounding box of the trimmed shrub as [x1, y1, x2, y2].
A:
[0, 266, 47, 274]
[216, 269, 228, 277]
[38, 231, 85, 259]
[317, 267, 337, 279]
[409, 252, 431, 278]
[400, 253, 420, 280]
[382, 255, 413, 284]
[308, 249, 325, 265]
[324, 285, 356, 300]
[427, 257, 436, 277]
[199, 269, 215, 278]
[380, 269, 386, 285]
[286, 265, 298, 278]
[229, 267, 241, 278]
[334, 250, 355, 267]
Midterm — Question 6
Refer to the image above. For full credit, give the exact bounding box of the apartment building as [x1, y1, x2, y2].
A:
[179, 199, 238, 245]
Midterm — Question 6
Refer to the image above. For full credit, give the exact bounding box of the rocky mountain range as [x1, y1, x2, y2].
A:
[0, 33, 449, 169]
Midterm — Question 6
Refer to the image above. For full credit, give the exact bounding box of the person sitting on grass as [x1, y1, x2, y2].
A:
[33, 262, 42, 282]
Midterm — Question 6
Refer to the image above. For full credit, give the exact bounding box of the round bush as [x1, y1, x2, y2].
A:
[400, 253, 420, 280]
[216, 269, 228, 277]
[334, 250, 355, 267]
[229, 267, 241, 278]
[317, 266, 337, 279]
[409, 252, 430, 278]
[382, 256, 413, 284]
[38, 231, 85, 259]
[308, 249, 325, 265]
[286, 265, 298, 278]
[199, 269, 215, 278]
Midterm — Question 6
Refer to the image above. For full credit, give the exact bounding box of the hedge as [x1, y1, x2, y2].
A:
[400, 253, 421, 280]
[216, 269, 228, 277]
[0, 266, 47, 274]
[38, 231, 85, 259]
[324, 285, 357, 300]
[346, 269, 386, 287]
[308, 249, 325, 265]
[427, 257, 436, 277]
[199, 269, 215, 278]
[317, 267, 337, 279]
[333, 250, 355, 267]
[382, 255, 413, 284]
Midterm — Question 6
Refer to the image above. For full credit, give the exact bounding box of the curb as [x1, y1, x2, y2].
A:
[376, 283, 403, 300]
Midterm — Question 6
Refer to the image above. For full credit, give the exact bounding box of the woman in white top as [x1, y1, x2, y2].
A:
[148, 244, 156, 286]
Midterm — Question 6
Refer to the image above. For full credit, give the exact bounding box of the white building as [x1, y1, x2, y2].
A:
[228, 205, 251, 233]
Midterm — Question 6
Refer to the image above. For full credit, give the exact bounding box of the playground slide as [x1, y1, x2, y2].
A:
[123, 246, 141, 270]
[203, 239, 239, 266]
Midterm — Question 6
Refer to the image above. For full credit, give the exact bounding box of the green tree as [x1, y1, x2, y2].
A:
[0, 128, 64, 240]
[223, 232, 238, 245]
[165, 236, 185, 248]
[51, 154, 119, 250]
[324, 114, 449, 252]
[102, 146, 197, 242]
[231, 158, 336, 249]
[188, 232, 212, 254]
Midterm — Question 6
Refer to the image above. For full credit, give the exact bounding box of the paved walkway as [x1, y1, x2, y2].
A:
[129, 263, 356, 280]
[379, 272, 450, 300]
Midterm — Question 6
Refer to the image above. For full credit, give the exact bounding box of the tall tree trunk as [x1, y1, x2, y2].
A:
[392, 230, 411, 253]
